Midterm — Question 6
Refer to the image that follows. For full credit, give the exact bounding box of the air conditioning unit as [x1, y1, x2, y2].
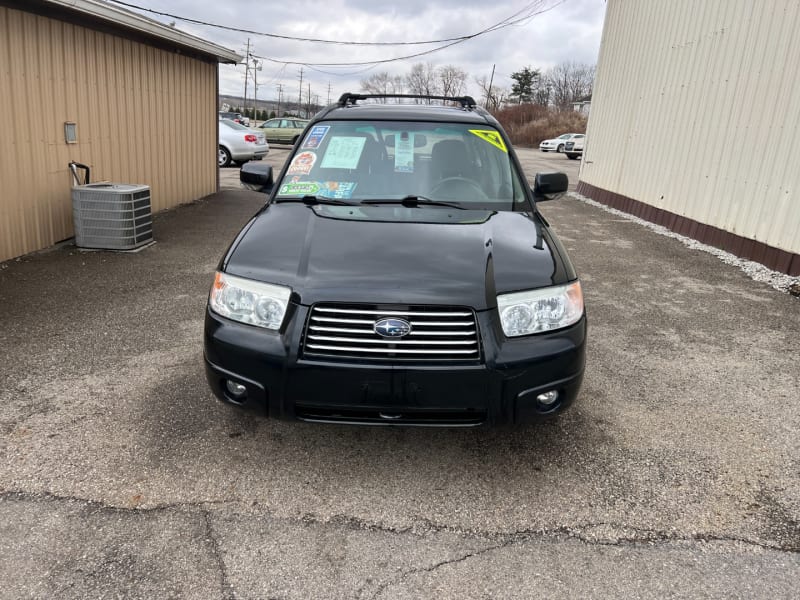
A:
[71, 183, 153, 250]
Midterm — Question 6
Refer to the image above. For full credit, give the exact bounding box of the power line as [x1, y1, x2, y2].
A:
[106, 0, 562, 48]
[247, 1, 566, 69]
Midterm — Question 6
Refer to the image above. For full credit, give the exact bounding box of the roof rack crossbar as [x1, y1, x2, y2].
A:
[337, 93, 478, 109]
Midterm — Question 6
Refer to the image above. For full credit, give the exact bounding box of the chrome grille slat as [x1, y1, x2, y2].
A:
[302, 303, 482, 363]
[307, 335, 477, 346]
[311, 316, 376, 324]
[306, 344, 477, 355]
[314, 307, 472, 317]
[310, 325, 476, 336]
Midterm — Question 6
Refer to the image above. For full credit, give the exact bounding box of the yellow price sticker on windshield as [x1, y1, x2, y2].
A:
[469, 129, 507, 153]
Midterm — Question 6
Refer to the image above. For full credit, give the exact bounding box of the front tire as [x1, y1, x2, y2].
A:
[557, 144, 565, 153]
[218, 146, 232, 168]
[566, 153, 579, 160]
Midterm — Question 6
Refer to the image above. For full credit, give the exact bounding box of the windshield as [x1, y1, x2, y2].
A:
[274, 120, 529, 210]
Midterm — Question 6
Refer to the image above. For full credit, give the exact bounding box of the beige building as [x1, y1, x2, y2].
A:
[0, 0, 239, 262]
[579, 0, 800, 276]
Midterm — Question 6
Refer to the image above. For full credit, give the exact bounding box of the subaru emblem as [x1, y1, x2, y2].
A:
[374, 317, 412, 338]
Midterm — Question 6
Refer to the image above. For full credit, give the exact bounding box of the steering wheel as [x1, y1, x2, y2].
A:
[430, 177, 489, 201]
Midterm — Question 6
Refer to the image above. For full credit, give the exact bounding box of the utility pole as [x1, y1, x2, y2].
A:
[327, 81, 331, 105]
[252, 57, 262, 120]
[486, 64, 496, 110]
[242, 38, 251, 112]
[297, 67, 304, 117]
[276, 83, 283, 118]
[307, 82, 311, 118]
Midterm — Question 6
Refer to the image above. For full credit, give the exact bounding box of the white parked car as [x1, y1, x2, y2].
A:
[218, 119, 269, 167]
[564, 137, 585, 160]
[539, 133, 584, 153]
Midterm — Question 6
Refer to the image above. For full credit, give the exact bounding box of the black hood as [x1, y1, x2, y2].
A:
[224, 203, 567, 310]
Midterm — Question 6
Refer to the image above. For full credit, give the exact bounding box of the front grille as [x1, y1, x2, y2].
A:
[295, 405, 486, 426]
[301, 303, 482, 363]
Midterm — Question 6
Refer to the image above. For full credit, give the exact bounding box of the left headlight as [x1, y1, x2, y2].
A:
[497, 281, 583, 337]
[209, 272, 291, 330]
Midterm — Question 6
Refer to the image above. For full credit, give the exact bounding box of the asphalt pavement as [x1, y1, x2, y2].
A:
[1, 148, 798, 599]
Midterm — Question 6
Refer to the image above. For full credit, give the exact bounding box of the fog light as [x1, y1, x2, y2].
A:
[225, 380, 247, 398]
[536, 390, 559, 406]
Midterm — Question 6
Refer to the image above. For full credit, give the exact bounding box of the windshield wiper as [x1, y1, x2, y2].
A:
[361, 196, 466, 210]
[274, 195, 357, 206]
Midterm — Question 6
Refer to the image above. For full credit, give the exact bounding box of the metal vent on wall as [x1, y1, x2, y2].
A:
[71, 183, 153, 250]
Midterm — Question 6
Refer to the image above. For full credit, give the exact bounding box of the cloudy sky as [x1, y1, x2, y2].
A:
[113, 0, 607, 104]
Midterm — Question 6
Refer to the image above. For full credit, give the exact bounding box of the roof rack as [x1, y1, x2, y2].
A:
[337, 93, 478, 109]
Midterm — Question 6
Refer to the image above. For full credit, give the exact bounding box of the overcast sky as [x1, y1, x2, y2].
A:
[117, 0, 607, 105]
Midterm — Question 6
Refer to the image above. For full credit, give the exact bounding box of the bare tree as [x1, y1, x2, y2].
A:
[439, 65, 467, 98]
[391, 75, 405, 95]
[406, 62, 440, 101]
[360, 72, 394, 101]
[475, 75, 509, 111]
[546, 62, 596, 110]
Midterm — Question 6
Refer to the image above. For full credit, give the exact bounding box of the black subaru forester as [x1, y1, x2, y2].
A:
[204, 93, 586, 426]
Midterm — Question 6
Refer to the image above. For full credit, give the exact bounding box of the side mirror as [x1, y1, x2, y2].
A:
[240, 162, 274, 194]
[532, 172, 568, 201]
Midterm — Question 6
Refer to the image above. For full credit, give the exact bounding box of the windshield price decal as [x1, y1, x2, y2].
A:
[394, 132, 415, 173]
[320, 136, 367, 169]
[287, 151, 317, 175]
[469, 129, 507, 153]
[302, 125, 330, 149]
[278, 181, 357, 199]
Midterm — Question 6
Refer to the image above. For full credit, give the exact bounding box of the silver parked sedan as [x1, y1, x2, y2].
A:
[218, 119, 269, 167]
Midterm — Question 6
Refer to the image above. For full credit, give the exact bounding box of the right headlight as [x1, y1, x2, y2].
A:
[209, 272, 291, 330]
[497, 281, 583, 337]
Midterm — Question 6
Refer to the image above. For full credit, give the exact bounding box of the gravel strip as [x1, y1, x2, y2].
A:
[568, 190, 800, 296]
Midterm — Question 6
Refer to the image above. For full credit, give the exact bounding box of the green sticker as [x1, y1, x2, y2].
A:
[469, 129, 508, 153]
[279, 182, 320, 196]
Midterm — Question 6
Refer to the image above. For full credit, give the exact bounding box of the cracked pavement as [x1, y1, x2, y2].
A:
[1, 149, 798, 598]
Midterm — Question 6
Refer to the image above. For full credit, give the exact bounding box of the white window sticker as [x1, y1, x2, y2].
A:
[320, 136, 367, 169]
[394, 132, 414, 173]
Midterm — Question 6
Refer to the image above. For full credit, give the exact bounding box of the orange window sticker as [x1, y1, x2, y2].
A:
[287, 151, 317, 175]
[469, 129, 507, 153]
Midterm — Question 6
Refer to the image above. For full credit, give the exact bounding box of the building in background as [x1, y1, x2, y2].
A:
[579, 0, 800, 276]
[0, 0, 240, 262]
[571, 95, 591, 116]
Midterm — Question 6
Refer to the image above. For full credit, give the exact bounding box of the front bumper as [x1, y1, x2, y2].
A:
[203, 305, 586, 427]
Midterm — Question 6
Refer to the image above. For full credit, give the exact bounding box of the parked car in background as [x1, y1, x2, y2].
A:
[219, 111, 246, 125]
[564, 137, 585, 160]
[257, 118, 310, 144]
[218, 119, 268, 167]
[539, 133, 584, 153]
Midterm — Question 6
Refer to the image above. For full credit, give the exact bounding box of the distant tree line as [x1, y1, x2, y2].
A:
[229, 107, 308, 121]
[359, 61, 594, 112]
[479, 62, 595, 111]
[359, 63, 469, 102]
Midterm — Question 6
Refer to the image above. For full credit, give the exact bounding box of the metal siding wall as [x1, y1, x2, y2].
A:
[0, 6, 217, 262]
[581, 0, 800, 255]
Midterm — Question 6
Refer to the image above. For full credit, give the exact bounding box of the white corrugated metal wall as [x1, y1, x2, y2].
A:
[0, 6, 218, 262]
[581, 0, 800, 257]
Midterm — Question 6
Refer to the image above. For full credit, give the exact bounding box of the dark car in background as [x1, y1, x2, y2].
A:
[204, 93, 586, 427]
[219, 111, 247, 125]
